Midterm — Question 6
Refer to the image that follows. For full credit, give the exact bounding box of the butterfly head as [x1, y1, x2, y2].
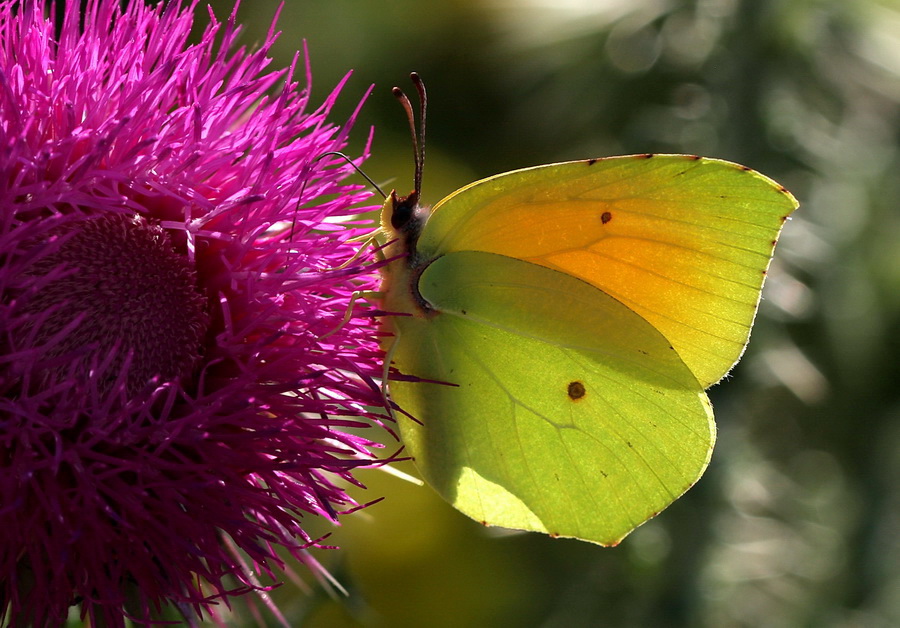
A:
[380, 73, 430, 258]
[380, 188, 429, 258]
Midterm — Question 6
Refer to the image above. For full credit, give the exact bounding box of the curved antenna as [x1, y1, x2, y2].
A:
[392, 72, 427, 198]
[290, 151, 387, 243]
[317, 151, 387, 199]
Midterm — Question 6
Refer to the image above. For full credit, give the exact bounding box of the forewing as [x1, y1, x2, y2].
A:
[418, 155, 798, 387]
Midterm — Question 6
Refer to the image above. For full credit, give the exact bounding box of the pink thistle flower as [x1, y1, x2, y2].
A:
[0, 1, 392, 625]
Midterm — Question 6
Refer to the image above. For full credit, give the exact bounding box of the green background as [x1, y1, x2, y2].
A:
[89, 0, 900, 625]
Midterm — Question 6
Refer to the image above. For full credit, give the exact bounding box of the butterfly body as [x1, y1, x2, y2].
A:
[378, 152, 796, 545]
[379, 190, 431, 321]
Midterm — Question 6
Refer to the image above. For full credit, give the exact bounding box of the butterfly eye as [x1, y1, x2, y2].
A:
[390, 190, 420, 231]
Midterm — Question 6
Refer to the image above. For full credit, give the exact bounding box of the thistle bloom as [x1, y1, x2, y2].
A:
[0, 1, 391, 625]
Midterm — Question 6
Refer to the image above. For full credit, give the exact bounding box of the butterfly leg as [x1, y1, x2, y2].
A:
[316, 289, 382, 342]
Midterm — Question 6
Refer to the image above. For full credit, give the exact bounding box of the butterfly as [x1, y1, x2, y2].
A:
[376, 73, 797, 545]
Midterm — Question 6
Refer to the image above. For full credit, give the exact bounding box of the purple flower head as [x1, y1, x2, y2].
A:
[0, 0, 392, 625]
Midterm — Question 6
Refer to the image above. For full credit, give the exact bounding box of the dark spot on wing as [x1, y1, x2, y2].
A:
[567, 381, 586, 401]
[601, 211, 612, 224]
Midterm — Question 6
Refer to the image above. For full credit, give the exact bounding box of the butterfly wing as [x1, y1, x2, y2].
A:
[416, 155, 798, 388]
[387, 250, 714, 545]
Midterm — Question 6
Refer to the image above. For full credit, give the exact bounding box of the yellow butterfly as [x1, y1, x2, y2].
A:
[376, 74, 797, 545]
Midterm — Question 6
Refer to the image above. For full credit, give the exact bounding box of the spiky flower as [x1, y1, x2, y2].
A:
[0, 1, 390, 625]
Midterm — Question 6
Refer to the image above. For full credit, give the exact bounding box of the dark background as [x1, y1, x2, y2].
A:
[79, 0, 900, 625]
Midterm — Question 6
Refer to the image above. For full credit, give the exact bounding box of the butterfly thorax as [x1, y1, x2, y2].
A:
[379, 190, 436, 326]
[380, 190, 429, 254]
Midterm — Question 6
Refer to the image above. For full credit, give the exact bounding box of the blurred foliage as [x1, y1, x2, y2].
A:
[73, 0, 900, 625]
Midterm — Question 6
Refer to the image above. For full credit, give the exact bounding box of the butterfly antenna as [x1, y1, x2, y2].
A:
[317, 150, 387, 199]
[392, 72, 427, 199]
[289, 151, 386, 242]
[411, 72, 427, 198]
